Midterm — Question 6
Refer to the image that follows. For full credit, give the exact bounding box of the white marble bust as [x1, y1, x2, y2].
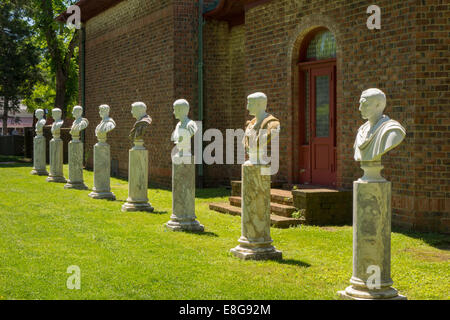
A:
[51, 108, 64, 139]
[243, 92, 280, 165]
[354, 88, 406, 162]
[95, 104, 116, 143]
[70, 106, 89, 141]
[171, 99, 198, 158]
[35, 109, 46, 136]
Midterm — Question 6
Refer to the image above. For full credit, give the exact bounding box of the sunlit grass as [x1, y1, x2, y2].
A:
[0, 163, 448, 300]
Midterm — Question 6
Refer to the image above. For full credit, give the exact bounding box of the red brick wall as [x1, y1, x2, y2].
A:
[409, 0, 449, 233]
[203, 21, 246, 186]
[83, 0, 200, 186]
[241, 0, 448, 233]
[81, 0, 448, 233]
[203, 20, 231, 186]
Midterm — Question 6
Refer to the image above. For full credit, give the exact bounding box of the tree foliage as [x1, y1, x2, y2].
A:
[0, 0, 41, 134]
[26, 0, 79, 118]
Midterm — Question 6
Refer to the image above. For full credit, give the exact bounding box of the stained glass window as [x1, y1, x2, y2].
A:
[304, 70, 310, 144]
[306, 30, 336, 60]
[315, 75, 330, 137]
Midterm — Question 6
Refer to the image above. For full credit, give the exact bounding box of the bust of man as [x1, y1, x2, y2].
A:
[242, 92, 280, 164]
[51, 108, 64, 138]
[354, 88, 406, 162]
[95, 104, 116, 143]
[35, 109, 46, 136]
[128, 102, 152, 142]
[70, 105, 89, 141]
[171, 99, 198, 158]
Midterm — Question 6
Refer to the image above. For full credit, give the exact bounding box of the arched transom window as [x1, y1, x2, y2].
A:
[306, 30, 336, 60]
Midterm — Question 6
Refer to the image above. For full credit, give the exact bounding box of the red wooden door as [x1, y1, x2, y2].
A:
[298, 61, 336, 187]
[310, 66, 336, 186]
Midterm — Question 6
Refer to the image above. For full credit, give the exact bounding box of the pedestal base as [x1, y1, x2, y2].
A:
[31, 168, 48, 176]
[88, 191, 116, 200]
[122, 145, 153, 212]
[167, 157, 204, 232]
[338, 287, 407, 300]
[338, 162, 407, 300]
[121, 202, 154, 212]
[32, 135, 47, 176]
[230, 244, 282, 261]
[231, 163, 282, 261]
[92, 142, 114, 200]
[67, 140, 86, 189]
[165, 218, 204, 232]
[64, 182, 88, 190]
[48, 138, 65, 183]
[46, 175, 67, 183]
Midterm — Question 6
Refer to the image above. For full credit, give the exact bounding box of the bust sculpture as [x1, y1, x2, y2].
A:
[70, 106, 89, 141]
[243, 92, 280, 165]
[35, 109, 46, 136]
[51, 108, 64, 138]
[95, 104, 116, 143]
[171, 99, 198, 158]
[337, 89, 408, 300]
[354, 88, 406, 162]
[129, 102, 152, 143]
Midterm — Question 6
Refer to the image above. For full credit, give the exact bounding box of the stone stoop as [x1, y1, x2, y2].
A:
[210, 180, 353, 227]
[292, 188, 352, 225]
[229, 196, 296, 217]
[209, 181, 304, 228]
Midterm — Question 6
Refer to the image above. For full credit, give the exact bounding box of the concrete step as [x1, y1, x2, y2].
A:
[283, 183, 327, 190]
[291, 188, 352, 225]
[269, 214, 304, 229]
[231, 181, 294, 206]
[270, 189, 294, 206]
[231, 180, 286, 196]
[229, 196, 296, 217]
[208, 202, 304, 228]
[209, 202, 241, 216]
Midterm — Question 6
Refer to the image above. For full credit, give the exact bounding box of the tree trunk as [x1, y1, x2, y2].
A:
[2, 98, 8, 136]
[55, 69, 67, 118]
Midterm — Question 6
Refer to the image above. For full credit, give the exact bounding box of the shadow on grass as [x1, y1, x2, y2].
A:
[393, 227, 450, 250]
[88, 167, 230, 199]
[276, 258, 311, 268]
[0, 162, 32, 168]
[181, 230, 219, 237]
[0, 155, 31, 163]
[195, 187, 230, 199]
[151, 210, 168, 215]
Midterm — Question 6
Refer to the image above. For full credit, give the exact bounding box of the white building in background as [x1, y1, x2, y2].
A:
[0, 102, 34, 136]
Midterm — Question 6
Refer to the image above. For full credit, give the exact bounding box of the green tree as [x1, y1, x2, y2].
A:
[28, 0, 79, 118]
[0, 0, 41, 135]
[23, 41, 79, 116]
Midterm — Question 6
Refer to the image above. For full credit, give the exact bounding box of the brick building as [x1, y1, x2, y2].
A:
[58, 0, 449, 233]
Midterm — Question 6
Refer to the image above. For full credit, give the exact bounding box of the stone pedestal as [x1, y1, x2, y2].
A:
[46, 138, 66, 183]
[165, 156, 203, 231]
[338, 162, 406, 300]
[31, 135, 48, 175]
[88, 142, 115, 200]
[230, 163, 282, 260]
[122, 141, 153, 212]
[64, 140, 88, 190]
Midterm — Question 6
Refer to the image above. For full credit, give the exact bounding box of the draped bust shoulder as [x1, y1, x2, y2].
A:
[354, 115, 405, 161]
[71, 117, 89, 133]
[51, 119, 64, 135]
[129, 114, 152, 141]
[95, 117, 116, 136]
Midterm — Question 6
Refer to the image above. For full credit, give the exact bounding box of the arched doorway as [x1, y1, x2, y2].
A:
[298, 28, 337, 187]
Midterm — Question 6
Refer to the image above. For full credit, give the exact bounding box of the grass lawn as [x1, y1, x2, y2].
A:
[0, 162, 448, 300]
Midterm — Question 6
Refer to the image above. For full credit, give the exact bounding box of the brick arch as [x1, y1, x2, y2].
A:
[286, 14, 345, 187]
